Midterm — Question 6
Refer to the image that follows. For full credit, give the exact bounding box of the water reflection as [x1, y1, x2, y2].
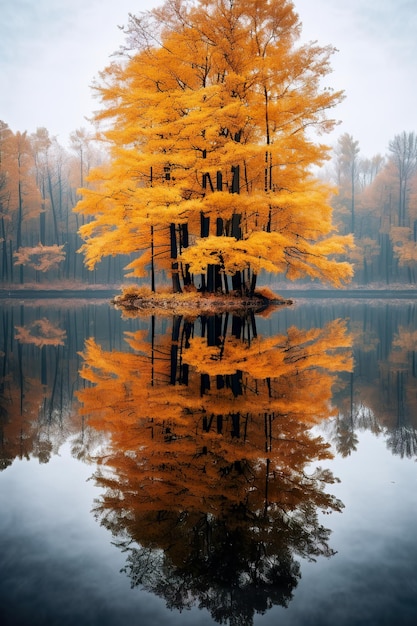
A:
[76, 313, 352, 624]
[0, 310, 72, 468]
[1, 300, 417, 624]
[324, 315, 417, 459]
[0, 300, 145, 469]
[3, 301, 417, 472]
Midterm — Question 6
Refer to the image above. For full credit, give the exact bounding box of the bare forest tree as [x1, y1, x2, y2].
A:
[388, 131, 417, 227]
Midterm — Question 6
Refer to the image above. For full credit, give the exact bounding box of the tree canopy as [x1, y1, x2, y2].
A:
[75, 0, 353, 294]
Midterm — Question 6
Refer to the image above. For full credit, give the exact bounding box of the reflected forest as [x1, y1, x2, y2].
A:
[2, 301, 417, 624]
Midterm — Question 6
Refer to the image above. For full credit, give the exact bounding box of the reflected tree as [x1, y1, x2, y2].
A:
[0, 305, 103, 469]
[380, 325, 417, 457]
[0, 316, 68, 466]
[77, 313, 352, 624]
[323, 316, 417, 460]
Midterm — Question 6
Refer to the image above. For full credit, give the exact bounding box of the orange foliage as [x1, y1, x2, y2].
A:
[13, 243, 66, 271]
[75, 312, 352, 617]
[76, 313, 352, 522]
[0, 127, 42, 232]
[75, 0, 352, 293]
[14, 318, 66, 347]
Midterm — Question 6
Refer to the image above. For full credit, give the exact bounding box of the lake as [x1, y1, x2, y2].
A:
[1, 295, 416, 626]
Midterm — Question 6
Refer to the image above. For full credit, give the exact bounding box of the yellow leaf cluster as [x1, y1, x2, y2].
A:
[75, 0, 352, 291]
[13, 243, 66, 272]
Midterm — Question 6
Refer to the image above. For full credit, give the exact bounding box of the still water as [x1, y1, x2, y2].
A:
[0, 296, 416, 626]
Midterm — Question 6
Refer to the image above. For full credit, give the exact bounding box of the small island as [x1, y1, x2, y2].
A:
[112, 285, 292, 317]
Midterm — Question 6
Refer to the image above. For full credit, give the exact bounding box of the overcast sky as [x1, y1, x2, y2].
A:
[1, 0, 416, 157]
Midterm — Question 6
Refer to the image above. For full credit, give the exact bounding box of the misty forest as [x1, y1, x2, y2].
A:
[1, 1, 416, 293]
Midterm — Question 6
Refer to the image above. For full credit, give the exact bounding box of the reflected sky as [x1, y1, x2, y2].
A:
[261, 430, 417, 626]
[0, 443, 215, 626]
[1, 433, 416, 626]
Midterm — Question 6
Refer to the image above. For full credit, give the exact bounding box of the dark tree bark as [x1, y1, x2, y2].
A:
[170, 223, 182, 293]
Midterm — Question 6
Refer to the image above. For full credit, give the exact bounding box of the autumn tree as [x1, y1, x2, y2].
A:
[384, 133, 417, 274]
[389, 131, 417, 228]
[0, 121, 12, 280]
[333, 133, 360, 234]
[368, 138, 417, 281]
[0, 128, 43, 283]
[30, 127, 68, 248]
[75, 0, 353, 295]
[0, 123, 69, 283]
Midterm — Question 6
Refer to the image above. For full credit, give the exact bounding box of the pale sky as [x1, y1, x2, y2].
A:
[1, 0, 416, 158]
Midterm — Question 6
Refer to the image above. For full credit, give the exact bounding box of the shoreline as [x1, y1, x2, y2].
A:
[1, 286, 416, 303]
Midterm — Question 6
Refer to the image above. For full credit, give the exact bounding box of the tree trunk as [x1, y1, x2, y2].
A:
[17, 179, 24, 284]
[47, 171, 60, 243]
[207, 265, 215, 292]
[180, 223, 192, 286]
[151, 225, 155, 292]
[1, 217, 8, 281]
[170, 223, 182, 293]
[169, 315, 182, 385]
[231, 271, 242, 293]
[231, 165, 240, 194]
[249, 271, 257, 297]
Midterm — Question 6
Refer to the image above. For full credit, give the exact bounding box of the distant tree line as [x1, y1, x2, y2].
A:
[1, 117, 417, 288]
[0, 121, 133, 286]
[330, 131, 417, 285]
